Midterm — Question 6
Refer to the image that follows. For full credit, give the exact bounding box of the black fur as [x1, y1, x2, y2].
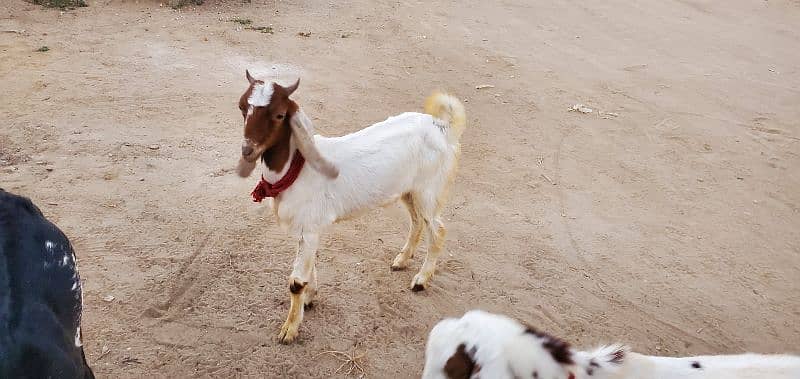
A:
[289, 281, 305, 294]
[523, 327, 574, 365]
[0, 189, 94, 378]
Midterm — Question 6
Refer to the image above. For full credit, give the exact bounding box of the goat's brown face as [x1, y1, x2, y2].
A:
[236, 70, 299, 177]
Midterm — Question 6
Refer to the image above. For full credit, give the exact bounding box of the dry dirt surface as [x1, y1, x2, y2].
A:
[2, 0, 799, 377]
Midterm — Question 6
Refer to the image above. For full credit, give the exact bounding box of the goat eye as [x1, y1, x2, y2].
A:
[276, 114, 285, 120]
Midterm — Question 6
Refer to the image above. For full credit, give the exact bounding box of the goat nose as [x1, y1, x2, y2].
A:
[242, 145, 254, 156]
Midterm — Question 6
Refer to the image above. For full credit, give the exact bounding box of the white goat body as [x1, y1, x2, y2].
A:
[423, 310, 800, 379]
[269, 111, 458, 236]
[584, 350, 800, 379]
[236, 80, 466, 344]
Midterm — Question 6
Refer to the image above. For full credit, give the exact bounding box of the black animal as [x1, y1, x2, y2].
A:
[0, 189, 94, 378]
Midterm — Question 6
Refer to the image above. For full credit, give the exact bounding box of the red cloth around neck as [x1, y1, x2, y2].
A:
[250, 151, 305, 202]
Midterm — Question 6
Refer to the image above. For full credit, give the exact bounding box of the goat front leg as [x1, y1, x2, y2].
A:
[278, 232, 319, 344]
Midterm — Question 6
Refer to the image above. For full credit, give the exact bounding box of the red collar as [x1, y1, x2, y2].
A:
[251, 151, 305, 202]
[568, 373, 575, 379]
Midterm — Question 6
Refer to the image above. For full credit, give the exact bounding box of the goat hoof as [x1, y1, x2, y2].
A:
[411, 283, 426, 292]
[278, 323, 299, 344]
[391, 255, 411, 271]
[303, 288, 317, 308]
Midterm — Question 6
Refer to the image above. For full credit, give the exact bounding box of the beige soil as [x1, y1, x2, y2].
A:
[2, 0, 799, 377]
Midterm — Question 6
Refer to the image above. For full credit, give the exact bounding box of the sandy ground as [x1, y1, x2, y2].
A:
[2, 0, 799, 377]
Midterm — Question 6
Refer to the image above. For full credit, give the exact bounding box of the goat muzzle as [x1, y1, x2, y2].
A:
[236, 156, 257, 178]
[237, 140, 259, 177]
[241, 139, 259, 160]
[241, 144, 254, 157]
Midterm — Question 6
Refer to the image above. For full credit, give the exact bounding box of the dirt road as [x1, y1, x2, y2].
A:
[1, 0, 799, 377]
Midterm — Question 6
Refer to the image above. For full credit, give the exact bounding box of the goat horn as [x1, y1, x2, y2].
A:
[285, 78, 300, 96]
[289, 109, 339, 179]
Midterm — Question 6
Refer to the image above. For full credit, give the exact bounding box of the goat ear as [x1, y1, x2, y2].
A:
[288, 106, 338, 179]
[285, 78, 300, 97]
[246, 70, 256, 84]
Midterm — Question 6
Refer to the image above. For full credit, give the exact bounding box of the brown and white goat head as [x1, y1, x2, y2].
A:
[235, 70, 338, 179]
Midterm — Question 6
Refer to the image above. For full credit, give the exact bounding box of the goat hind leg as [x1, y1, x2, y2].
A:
[411, 216, 446, 292]
[304, 262, 318, 309]
[392, 193, 423, 271]
[278, 232, 319, 344]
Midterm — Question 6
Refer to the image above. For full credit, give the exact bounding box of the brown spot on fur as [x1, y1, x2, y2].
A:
[259, 120, 292, 172]
[443, 344, 480, 379]
[523, 327, 573, 365]
[289, 281, 305, 294]
[691, 361, 702, 369]
[238, 83, 256, 118]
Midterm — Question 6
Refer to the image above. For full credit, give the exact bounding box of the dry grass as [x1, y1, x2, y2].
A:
[29, 0, 87, 8]
[315, 348, 367, 377]
[167, 0, 204, 9]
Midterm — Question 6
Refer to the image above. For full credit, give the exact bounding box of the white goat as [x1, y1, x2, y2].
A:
[423, 310, 800, 379]
[235, 71, 467, 344]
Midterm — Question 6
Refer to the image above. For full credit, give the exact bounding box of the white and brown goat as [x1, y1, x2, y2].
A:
[234, 71, 467, 343]
[422, 310, 800, 379]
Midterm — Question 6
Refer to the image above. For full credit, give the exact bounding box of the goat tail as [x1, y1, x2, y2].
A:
[424, 92, 467, 144]
[570, 344, 630, 375]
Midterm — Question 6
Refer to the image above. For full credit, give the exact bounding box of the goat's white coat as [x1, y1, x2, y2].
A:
[263, 111, 458, 237]
[423, 310, 568, 379]
[245, 82, 273, 125]
[423, 310, 800, 379]
[248, 82, 273, 107]
[422, 310, 565, 379]
[574, 349, 800, 379]
[74, 326, 82, 347]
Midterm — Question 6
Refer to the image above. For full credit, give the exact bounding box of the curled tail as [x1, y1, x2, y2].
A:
[424, 92, 467, 145]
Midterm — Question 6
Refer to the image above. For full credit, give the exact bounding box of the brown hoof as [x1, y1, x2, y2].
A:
[278, 330, 298, 345]
[390, 265, 406, 271]
[304, 301, 315, 310]
[411, 283, 426, 292]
